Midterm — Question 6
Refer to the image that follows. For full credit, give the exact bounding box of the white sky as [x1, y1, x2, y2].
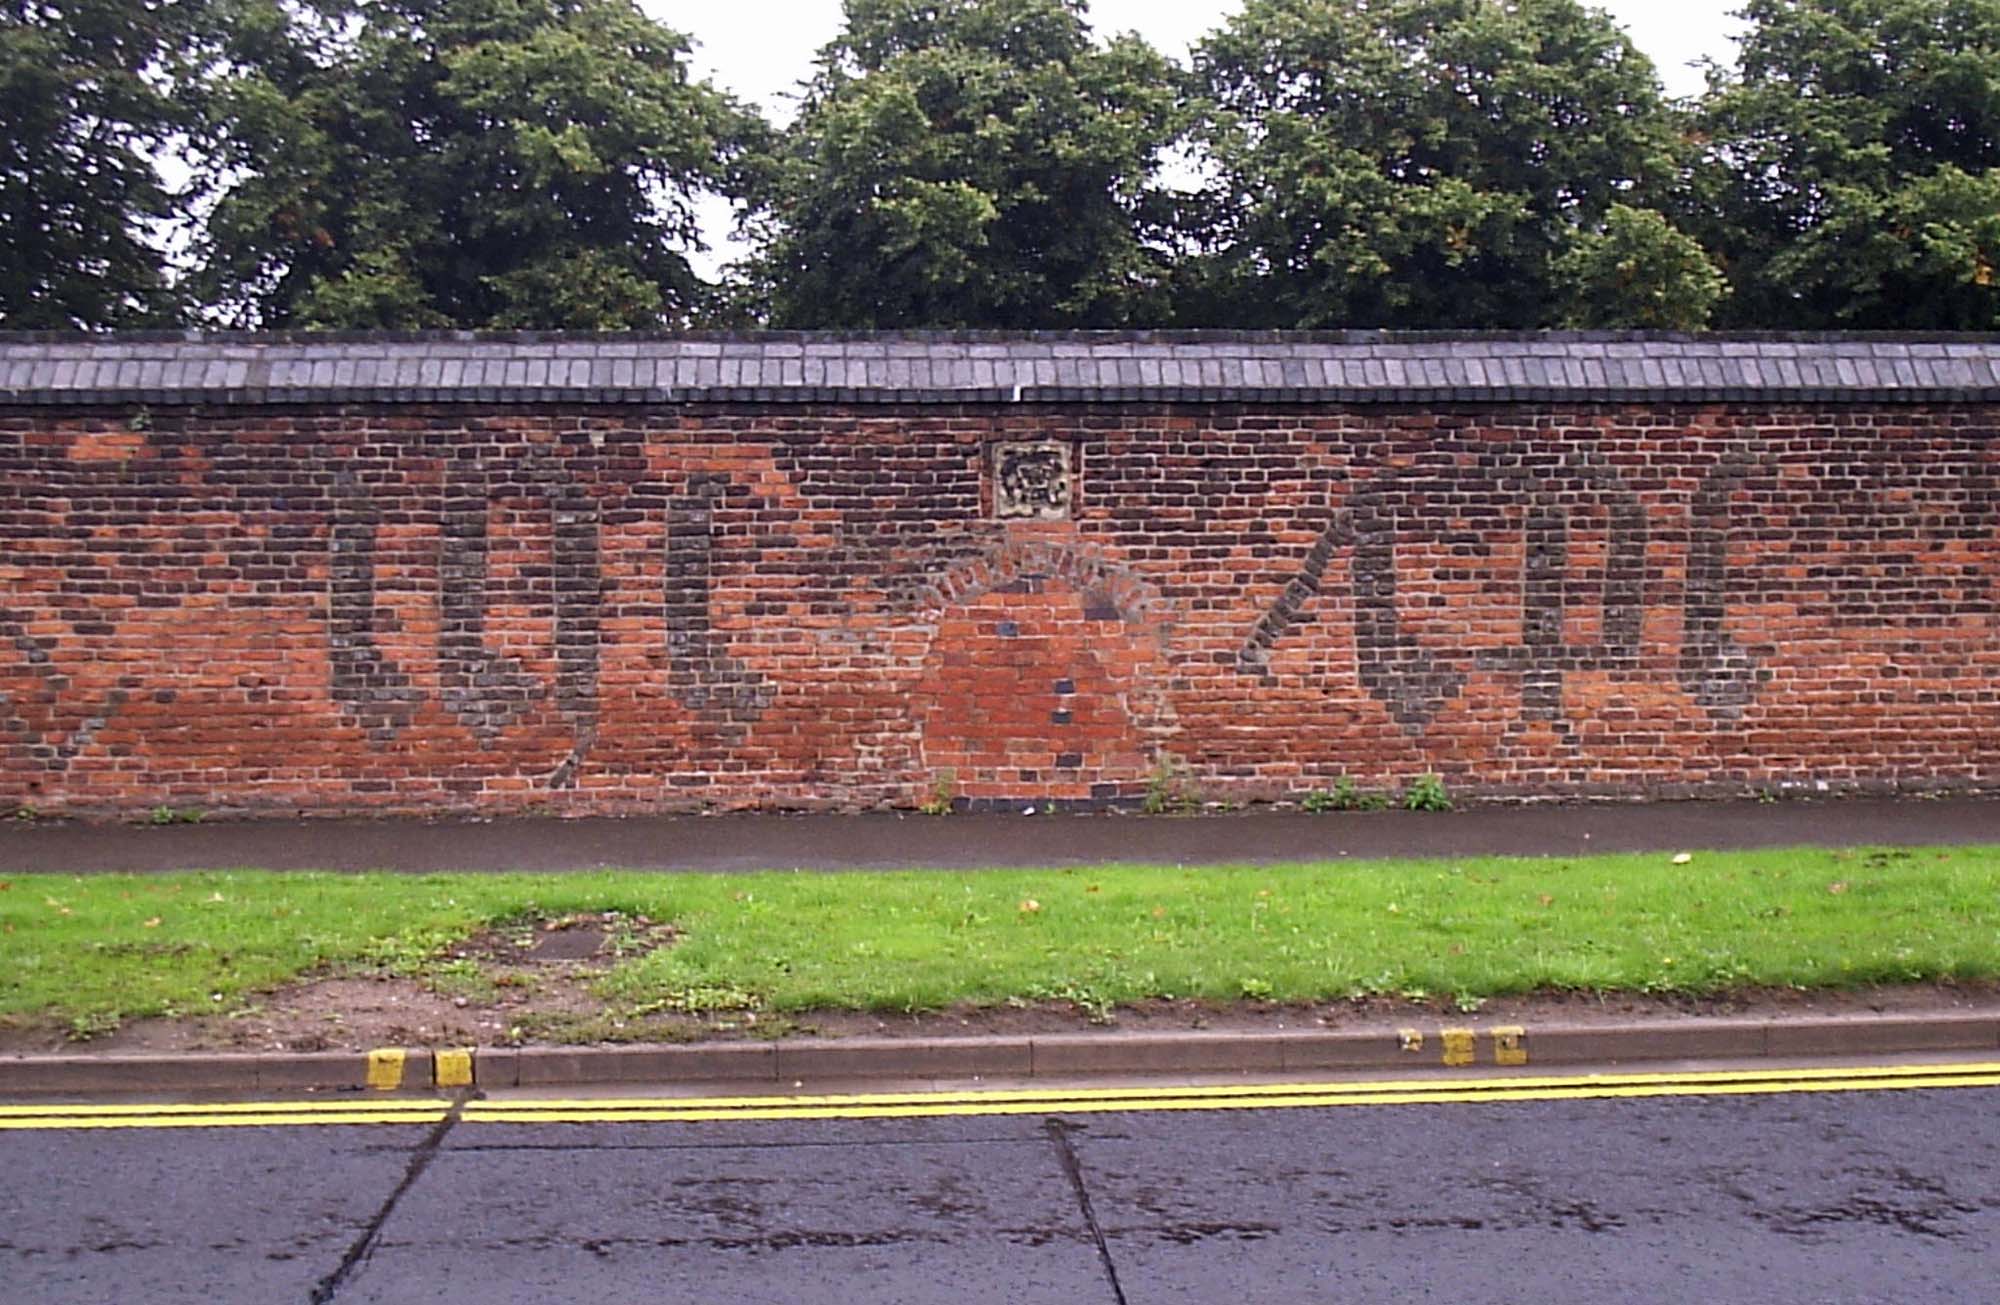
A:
[651, 0, 1744, 121]
[652, 0, 1747, 273]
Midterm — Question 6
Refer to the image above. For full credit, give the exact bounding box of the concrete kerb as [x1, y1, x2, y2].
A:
[6, 1013, 1999, 1097]
[0, 1047, 436, 1096]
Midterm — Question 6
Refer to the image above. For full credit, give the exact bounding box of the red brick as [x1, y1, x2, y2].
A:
[1, 402, 1995, 815]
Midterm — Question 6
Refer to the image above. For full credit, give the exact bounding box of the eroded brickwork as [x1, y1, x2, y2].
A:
[3, 403, 1996, 815]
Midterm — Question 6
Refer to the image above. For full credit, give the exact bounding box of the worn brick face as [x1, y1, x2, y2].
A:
[2, 402, 1996, 815]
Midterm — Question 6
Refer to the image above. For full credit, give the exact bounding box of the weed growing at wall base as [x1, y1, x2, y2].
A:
[1142, 754, 1198, 815]
[1402, 774, 1453, 812]
[1301, 777, 1393, 812]
[919, 770, 958, 816]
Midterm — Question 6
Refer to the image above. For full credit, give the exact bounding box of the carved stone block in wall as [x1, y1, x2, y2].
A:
[992, 441, 1072, 519]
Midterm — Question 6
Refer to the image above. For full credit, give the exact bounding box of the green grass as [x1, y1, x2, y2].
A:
[3, 846, 1997, 1035]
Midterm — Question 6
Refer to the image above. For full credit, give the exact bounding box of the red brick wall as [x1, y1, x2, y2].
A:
[3, 402, 1996, 815]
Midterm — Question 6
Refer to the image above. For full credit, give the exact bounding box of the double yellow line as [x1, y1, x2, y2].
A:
[464, 1061, 2000, 1124]
[0, 1099, 452, 1131]
[5, 1061, 1999, 1131]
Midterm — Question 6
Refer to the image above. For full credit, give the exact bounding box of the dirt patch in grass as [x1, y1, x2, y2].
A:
[0, 909, 690, 1055]
[452, 910, 678, 968]
[10, 978, 1999, 1058]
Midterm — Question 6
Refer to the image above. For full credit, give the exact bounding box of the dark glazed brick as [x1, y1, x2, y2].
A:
[2, 396, 1998, 816]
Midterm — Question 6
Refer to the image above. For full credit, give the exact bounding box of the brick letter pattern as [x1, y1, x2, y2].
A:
[2, 403, 1996, 814]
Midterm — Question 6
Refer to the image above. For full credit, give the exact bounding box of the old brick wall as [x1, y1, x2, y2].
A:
[3, 401, 1996, 815]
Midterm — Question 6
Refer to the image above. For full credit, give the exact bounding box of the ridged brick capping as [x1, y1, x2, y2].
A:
[2, 331, 1997, 816]
[5, 331, 2000, 406]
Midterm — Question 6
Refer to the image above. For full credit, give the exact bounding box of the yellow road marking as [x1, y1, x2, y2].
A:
[466, 1059, 2000, 1113]
[5, 1062, 1999, 1131]
[436, 1048, 474, 1089]
[1493, 1027, 1528, 1067]
[463, 1074, 2000, 1124]
[13, 1059, 1985, 1122]
[0, 1111, 450, 1132]
[0, 1098, 448, 1119]
[366, 1048, 407, 1091]
[1440, 1028, 1477, 1067]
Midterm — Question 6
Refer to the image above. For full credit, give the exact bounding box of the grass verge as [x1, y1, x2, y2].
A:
[3, 845, 1997, 1037]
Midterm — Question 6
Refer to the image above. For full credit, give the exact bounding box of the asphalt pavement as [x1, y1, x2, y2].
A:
[6, 1078, 1998, 1303]
[5, 795, 1999, 875]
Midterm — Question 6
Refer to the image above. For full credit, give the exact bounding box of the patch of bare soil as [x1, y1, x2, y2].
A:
[13, 969, 2000, 1058]
[0, 911, 686, 1056]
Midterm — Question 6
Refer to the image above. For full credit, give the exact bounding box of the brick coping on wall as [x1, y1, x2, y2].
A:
[4, 332, 2000, 409]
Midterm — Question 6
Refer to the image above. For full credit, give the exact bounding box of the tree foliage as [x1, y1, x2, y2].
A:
[1554, 203, 1729, 329]
[192, 0, 765, 329]
[8, 0, 2000, 332]
[748, 0, 1179, 329]
[1, 0, 193, 327]
[1699, 0, 2000, 328]
[1177, 0, 1719, 329]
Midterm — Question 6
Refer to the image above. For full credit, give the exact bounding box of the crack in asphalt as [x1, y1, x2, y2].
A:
[1045, 1118, 1128, 1305]
[449, 1229, 960, 1256]
[1757, 1196, 1988, 1241]
[308, 1094, 467, 1304]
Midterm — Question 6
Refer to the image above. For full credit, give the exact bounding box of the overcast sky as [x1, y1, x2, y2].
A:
[650, 0, 1745, 119]
[649, 0, 1747, 272]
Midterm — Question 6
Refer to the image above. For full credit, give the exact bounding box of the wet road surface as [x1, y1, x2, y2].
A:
[7, 1077, 1999, 1303]
[6, 796, 1998, 875]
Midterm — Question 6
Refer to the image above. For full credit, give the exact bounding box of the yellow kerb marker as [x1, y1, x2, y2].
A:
[366, 1047, 408, 1091]
[435, 1048, 475, 1089]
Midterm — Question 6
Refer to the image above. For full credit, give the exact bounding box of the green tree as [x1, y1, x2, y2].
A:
[748, 0, 1179, 329]
[1699, 0, 2000, 328]
[1, 0, 193, 328]
[193, 0, 766, 329]
[1180, 0, 1716, 329]
[1554, 203, 1728, 329]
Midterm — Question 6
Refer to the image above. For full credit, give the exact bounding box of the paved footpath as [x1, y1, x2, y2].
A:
[3, 795, 1997, 875]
